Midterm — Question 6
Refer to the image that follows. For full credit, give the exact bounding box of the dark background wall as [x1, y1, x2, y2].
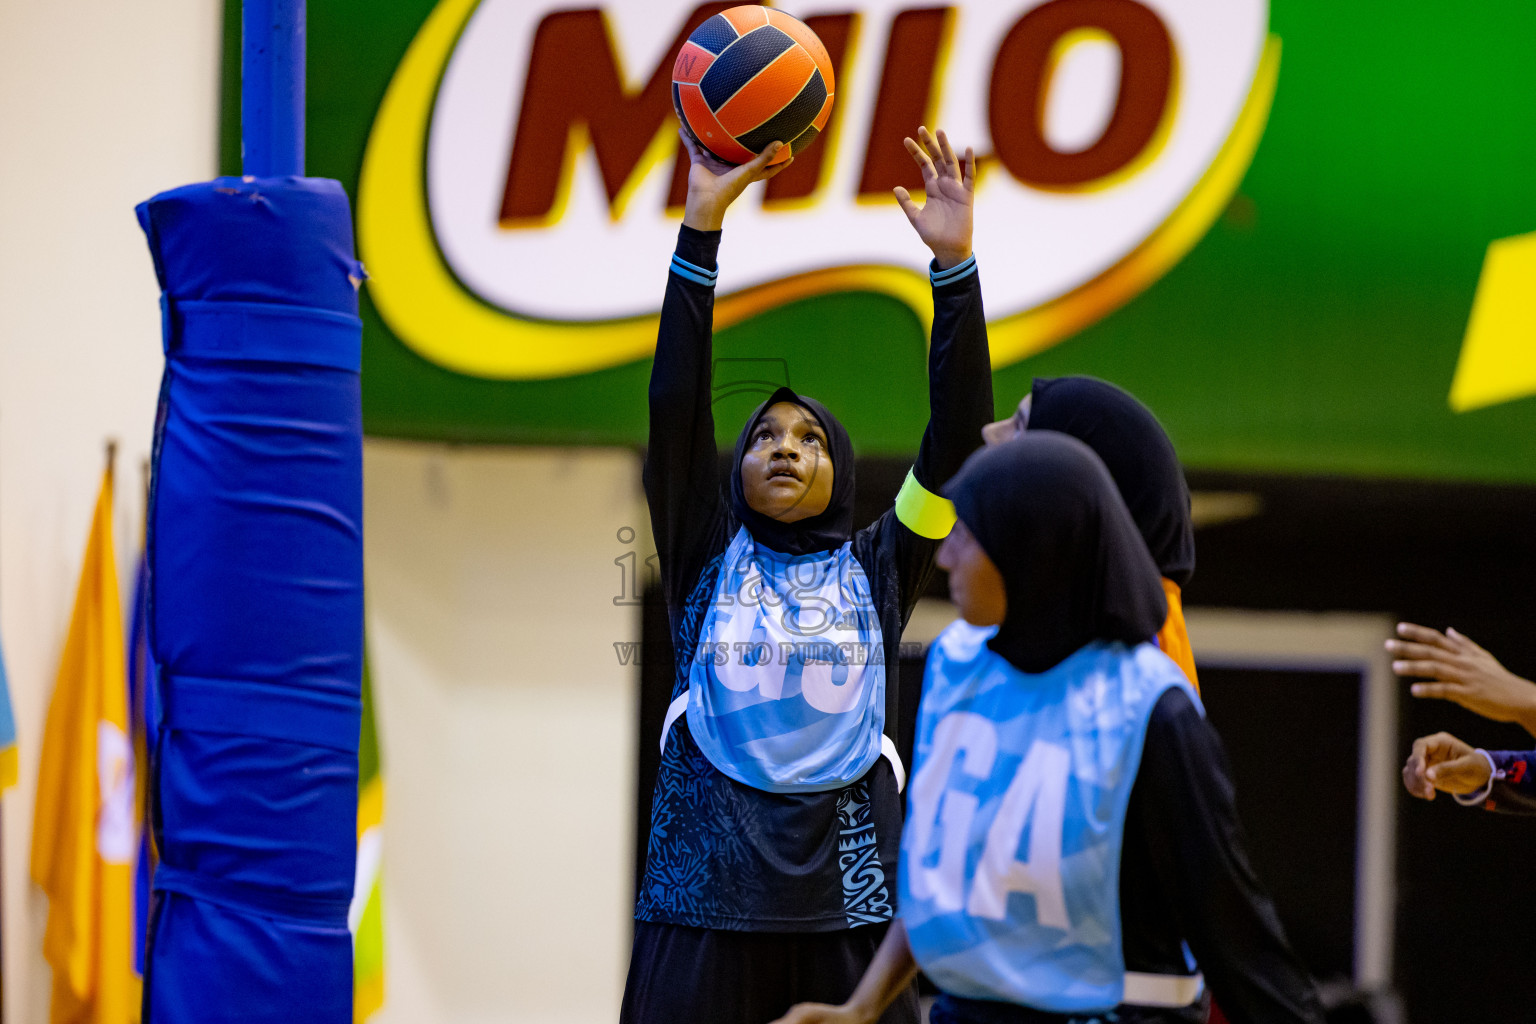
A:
[635, 458, 1536, 1023]
[1196, 665, 1363, 991]
[1187, 470, 1536, 1024]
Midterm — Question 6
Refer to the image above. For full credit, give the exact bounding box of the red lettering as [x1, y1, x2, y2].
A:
[988, 0, 1172, 188]
[857, 7, 954, 198]
[501, 4, 738, 223]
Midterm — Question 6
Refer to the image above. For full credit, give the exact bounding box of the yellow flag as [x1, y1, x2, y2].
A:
[31, 466, 140, 1024]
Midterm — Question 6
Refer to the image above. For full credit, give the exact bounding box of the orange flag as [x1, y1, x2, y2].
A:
[31, 464, 139, 1023]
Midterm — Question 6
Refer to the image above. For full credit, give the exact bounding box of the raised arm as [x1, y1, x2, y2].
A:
[643, 135, 790, 604]
[1131, 689, 1325, 1024]
[881, 129, 994, 604]
[901, 128, 992, 503]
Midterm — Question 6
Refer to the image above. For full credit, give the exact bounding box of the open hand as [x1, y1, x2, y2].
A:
[680, 130, 792, 231]
[1388, 623, 1536, 736]
[893, 126, 975, 269]
[769, 1003, 870, 1024]
[1403, 731, 1491, 800]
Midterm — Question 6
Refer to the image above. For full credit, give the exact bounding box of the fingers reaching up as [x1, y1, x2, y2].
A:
[901, 131, 938, 188]
[892, 126, 976, 269]
[895, 127, 974, 196]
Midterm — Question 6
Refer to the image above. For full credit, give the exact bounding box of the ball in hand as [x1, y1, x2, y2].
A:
[672, 7, 836, 166]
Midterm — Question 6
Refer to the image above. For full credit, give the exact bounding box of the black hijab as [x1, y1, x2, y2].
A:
[945, 433, 1168, 674]
[730, 387, 856, 555]
[1026, 376, 1195, 587]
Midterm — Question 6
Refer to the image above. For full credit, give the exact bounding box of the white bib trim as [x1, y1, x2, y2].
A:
[1122, 971, 1204, 1008]
[659, 692, 688, 755]
[880, 734, 906, 793]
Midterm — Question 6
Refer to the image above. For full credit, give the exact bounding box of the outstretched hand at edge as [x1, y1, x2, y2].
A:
[681, 130, 793, 232]
[893, 126, 975, 270]
[1388, 622, 1536, 737]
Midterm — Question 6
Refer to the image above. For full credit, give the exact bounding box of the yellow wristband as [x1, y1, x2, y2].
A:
[895, 469, 957, 540]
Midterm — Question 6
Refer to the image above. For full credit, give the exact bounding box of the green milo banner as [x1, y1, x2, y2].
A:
[226, 0, 1536, 481]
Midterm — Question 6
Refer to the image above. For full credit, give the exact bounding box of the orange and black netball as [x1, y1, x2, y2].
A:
[672, 7, 836, 166]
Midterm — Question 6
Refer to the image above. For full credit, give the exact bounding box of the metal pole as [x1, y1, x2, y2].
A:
[242, 0, 306, 177]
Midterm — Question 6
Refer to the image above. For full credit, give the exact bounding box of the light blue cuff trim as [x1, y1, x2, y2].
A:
[671, 254, 719, 287]
[930, 253, 978, 286]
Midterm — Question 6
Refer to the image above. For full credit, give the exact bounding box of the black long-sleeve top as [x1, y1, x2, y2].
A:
[636, 225, 993, 931]
[941, 688, 1325, 1024]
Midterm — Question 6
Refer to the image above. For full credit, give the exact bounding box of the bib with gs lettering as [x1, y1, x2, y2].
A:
[685, 526, 886, 793]
[900, 621, 1197, 1013]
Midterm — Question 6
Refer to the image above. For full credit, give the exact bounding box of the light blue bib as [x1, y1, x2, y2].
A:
[685, 526, 886, 793]
[899, 622, 1198, 1013]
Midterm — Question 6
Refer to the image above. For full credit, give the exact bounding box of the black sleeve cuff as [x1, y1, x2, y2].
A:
[676, 225, 722, 273]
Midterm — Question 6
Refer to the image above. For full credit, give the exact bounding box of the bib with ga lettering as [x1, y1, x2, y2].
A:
[900, 622, 1197, 1013]
[685, 526, 886, 793]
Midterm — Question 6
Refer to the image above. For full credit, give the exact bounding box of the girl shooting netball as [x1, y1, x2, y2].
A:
[619, 123, 992, 1024]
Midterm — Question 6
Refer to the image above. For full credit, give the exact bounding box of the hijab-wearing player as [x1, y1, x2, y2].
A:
[773, 435, 1322, 1024]
[620, 127, 993, 1024]
[983, 377, 1198, 687]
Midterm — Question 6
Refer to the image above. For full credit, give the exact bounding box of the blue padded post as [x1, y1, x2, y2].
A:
[136, 176, 364, 1023]
[242, 0, 306, 177]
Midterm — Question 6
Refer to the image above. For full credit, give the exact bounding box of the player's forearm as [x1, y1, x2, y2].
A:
[912, 260, 992, 492]
[683, 197, 729, 232]
[649, 226, 720, 414]
[1512, 690, 1536, 738]
[843, 920, 920, 1023]
[644, 226, 723, 568]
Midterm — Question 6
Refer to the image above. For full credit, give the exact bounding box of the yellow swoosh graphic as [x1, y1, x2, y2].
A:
[1448, 229, 1536, 412]
[358, 0, 1279, 380]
